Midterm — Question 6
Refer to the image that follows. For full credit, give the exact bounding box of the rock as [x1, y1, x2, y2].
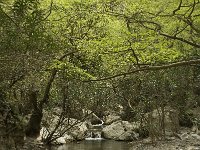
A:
[37, 127, 75, 145]
[69, 121, 88, 140]
[103, 114, 121, 125]
[187, 146, 200, 150]
[42, 111, 61, 131]
[38, 118, 84, 144]
[191, 125, 199, 134]
[82, 109, 103, 125]
[188, 107, 200, 120]
[178, 132, 200, 141]
[181, 132, 190, 140]
[41, 108, 91, 143]
[64, 135, 75, 142]
[88, 113, 103, 125]
[146, 106, 180, 134]
[102, 121, 125, 140]
[52, 107, 62, 116]
[123, 121, 140, 131]
[55, 137, 67, 144]
[36, 127, 48, 141]
[191, 133, 200, 140]
[118, 130, 139, 141]
[102, 120, 139, 141]
[188, 107, 200, 131]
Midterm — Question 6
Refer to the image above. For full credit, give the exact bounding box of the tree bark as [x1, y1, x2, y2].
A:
[25, 109, 43, 137]
[25, 90, 43, 137]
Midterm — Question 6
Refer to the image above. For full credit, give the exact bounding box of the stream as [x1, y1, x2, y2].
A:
[56, 140, 131, 150]
[50, 116, 131, 150]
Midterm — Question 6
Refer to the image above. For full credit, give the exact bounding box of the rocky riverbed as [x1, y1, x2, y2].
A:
[14, 127, 199, 150]
[1, 107, 200, 150]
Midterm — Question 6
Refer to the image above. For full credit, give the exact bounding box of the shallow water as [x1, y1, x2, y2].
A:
[56, 140, 131, 150]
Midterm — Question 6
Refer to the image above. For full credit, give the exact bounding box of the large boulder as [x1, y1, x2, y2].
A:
[38, 116, 88, 144]
[37, 127, 75, 144]
[103, 113, 121, 125]
[55, 134, 74, 144]
[102, 120, 139, 141]
[69, 121, 88, 140]
[145, 106, 180, 138]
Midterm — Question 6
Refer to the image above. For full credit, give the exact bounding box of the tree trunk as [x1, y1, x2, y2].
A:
[25, 52, 75, 137]
[25, 90, 43, 137]
[25, 109, 43, 137]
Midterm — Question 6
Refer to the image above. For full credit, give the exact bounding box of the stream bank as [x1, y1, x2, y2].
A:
[1, 107, 200, 150]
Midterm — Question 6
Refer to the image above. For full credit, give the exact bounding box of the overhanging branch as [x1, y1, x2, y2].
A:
[86, 59, 200, 82]
[159, 32, 200, 48]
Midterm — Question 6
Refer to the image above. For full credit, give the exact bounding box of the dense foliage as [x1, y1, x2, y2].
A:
[0, 0, 200, 144]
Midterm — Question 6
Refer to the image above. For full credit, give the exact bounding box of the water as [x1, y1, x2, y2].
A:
[85, 119, 104, 140]
[53, 118, 131, 150]
[56, 140, 131, 150]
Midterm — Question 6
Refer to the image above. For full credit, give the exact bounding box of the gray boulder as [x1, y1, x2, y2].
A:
[102, 120, 139, 141]
[69, 121, 88, 140]
[146, 106, 180, 133]
[38, 117, 88, 144]
[103, 113, 121, 125]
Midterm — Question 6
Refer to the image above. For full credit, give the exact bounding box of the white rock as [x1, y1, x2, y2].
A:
[56, 137, 66, 144]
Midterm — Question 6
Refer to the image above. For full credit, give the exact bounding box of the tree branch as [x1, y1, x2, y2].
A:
[159, 32, 200, 48]
[39, 51, 77, 108]
[41, 0, 53, 21]
[0, 8, 19, 28]
[173, 0, 183, 15]
[7, 74, 25, 90]
[86, 59, 200, 82]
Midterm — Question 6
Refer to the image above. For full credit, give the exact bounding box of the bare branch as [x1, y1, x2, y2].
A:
[173, 0, 183, 15]
[9, 74, 25, 89]
[188, 0, 197, 17]
[181, 18, 200, 34]
[174, 24, 189, 36]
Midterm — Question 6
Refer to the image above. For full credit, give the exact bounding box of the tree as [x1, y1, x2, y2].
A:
[0, 0, 200, 143]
